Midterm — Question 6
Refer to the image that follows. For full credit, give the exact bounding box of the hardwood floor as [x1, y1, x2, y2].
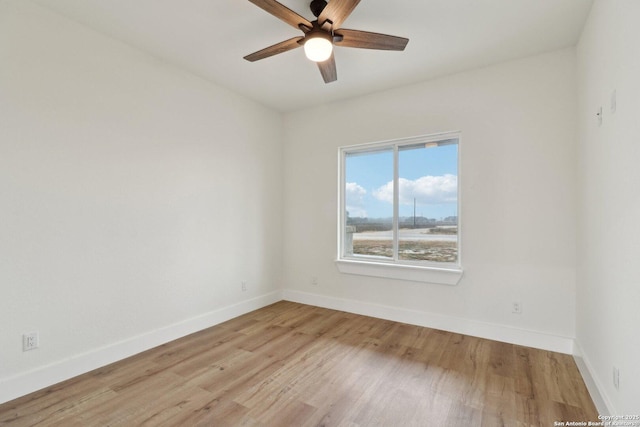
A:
[0, 301, 598, 426]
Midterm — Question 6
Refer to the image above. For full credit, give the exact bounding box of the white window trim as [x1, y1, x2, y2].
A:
[336, 131, 463, 285]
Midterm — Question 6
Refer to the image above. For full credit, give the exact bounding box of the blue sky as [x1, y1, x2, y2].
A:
[345, 144, 458, 219]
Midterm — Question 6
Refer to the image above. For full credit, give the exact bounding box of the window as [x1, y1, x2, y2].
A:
[337, 133, 462, 284]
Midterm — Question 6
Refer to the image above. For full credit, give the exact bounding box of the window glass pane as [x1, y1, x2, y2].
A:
[344, 149, 394, 259]
[397, 142, 458, 262]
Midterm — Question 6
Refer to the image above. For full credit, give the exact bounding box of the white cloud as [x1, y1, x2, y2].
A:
[373, 174, 457, 205]
[345, 182, 367, 217]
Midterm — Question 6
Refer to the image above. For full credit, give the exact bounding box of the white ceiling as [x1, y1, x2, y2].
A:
[32, 0, 593, 112]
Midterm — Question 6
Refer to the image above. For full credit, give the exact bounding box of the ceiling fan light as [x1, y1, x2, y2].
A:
[304, 35, 333, 62]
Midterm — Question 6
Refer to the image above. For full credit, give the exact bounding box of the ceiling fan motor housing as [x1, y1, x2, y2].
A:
[310, 0, 328, 18]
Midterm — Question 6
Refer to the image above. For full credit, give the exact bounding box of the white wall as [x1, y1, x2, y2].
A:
[283, 49, 578, 352]
[576, 0, 640, 414]
[0, 1, 283, 403]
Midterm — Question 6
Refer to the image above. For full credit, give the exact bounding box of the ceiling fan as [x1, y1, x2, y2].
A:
[243, 0, 409, 83]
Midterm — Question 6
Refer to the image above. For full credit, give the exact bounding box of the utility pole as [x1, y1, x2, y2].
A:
[413, 198, 416, 228]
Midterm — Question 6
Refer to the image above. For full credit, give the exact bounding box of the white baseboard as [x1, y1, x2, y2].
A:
[282, 289, 575, 354]
[0, 291, 282, 405]
[2, 290, 600, 411]
[573, 340, 614, 416]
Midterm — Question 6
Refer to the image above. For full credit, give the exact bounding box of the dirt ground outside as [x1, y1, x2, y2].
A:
[352, 239, 457, 262]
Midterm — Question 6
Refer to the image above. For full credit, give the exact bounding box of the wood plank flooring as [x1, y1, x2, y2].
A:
[0, 301, 598, 426]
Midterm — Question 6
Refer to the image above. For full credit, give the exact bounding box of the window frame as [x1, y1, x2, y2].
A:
[336, 132, 463, 285]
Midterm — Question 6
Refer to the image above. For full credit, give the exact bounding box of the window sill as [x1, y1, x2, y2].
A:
[335, 259, 463, 285]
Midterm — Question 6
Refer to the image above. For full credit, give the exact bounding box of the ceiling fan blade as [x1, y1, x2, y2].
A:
[248, 0, 313, 30]
[317, 53, 337, 83]
[244, 37, 304, 62]
[318, 0, 360, 31]
[334, 29, 409, 50]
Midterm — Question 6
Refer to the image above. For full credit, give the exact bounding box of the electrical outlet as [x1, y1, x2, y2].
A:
[241, 281, 247, 292]
[311, 277, 318, 286]
[23, 332, 39, 351]
[512, 302, 523, 314]
[613, 366, 620, 390]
